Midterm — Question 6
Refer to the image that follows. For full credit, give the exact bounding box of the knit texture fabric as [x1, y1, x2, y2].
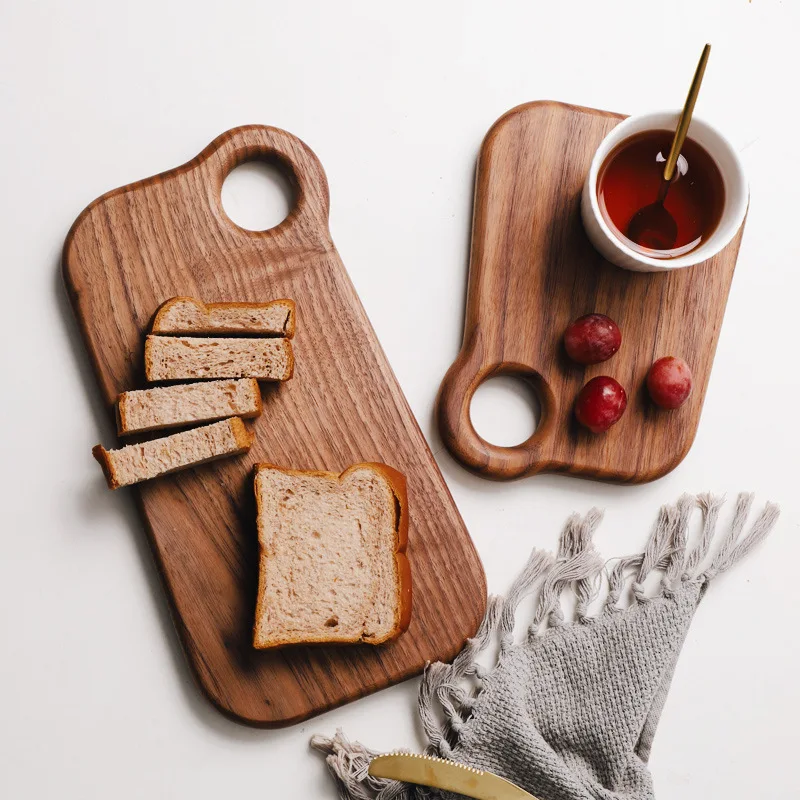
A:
[312, 493, 779, 800]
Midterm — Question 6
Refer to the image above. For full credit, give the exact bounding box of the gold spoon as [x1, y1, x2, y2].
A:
[626, 43, 711, 250]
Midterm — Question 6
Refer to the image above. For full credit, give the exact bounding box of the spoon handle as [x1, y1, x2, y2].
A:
[663, 43, 711, 182]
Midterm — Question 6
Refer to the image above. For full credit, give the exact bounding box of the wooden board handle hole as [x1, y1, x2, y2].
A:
[221, 160, 295, 232]
[471, 375, 541, 447]
[200, 125, 332, 244]
[436, 359, 557, 480]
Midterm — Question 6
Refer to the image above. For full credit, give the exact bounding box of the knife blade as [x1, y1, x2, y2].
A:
[368, 752, 540, 800]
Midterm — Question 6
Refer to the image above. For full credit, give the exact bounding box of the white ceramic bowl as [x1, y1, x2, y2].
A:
[581, 111, 748, 272]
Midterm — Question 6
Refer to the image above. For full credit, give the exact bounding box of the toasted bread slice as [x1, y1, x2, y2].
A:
[253, 463, 412, 649]
[152, 297, 295, 338]
[144, 336, 294, 382]
[93, 418, 253, 489]
[117, 378, 262, 435]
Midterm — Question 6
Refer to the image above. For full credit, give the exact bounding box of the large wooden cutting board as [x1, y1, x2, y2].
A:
[63, 126, 486, 726]
[437, 101, 743, 482]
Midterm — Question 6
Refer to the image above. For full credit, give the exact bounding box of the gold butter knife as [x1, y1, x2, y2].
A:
[368, 752, 540, 800]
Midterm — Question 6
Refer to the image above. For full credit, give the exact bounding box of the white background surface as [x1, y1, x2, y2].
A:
[1, 1, 797, 797]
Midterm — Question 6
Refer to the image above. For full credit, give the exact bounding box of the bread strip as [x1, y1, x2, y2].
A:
[117, 379, 262, 435]
[152, 297, 295, 337]
[253, 462, 412, 649]
[93, 418, 253, 490]
[144, 336, 294, 382]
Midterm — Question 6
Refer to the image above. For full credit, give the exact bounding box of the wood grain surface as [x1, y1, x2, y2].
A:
[63, 125, 486, 726]
[437, 101, 744, 482]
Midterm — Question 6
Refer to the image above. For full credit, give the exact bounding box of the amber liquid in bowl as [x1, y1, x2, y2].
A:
[597, 130, 725, 259]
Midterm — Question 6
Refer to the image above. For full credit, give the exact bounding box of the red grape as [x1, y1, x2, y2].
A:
[574, 376, 627, 433]
[647, 357, 693, 409]
[564, 314, 622, 365]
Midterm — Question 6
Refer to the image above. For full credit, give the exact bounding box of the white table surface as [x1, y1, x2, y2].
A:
[2, 1, 797, 797]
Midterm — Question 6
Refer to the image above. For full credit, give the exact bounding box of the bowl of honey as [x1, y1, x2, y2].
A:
[581, 111, 748, 271]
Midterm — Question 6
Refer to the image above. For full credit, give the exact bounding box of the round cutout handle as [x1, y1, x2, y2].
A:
[436, 350, 557, 480]
[198, 125, 331, 246]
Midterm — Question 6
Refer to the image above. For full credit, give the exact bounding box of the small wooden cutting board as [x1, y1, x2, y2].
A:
[437, 101, 743, 482]
[63, 126, 486, 726]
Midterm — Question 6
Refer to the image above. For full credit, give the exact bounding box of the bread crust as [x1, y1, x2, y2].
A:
[151, 296, 296, 338]
[229, 416, 255, 450]
[251, 382, 264, 419]
[362, 463, 412, 642]
[283, 340, 295, 381]
[252, 462, 412, 650]
[115, 401, 128, 437]
[92, 444, 121, 490]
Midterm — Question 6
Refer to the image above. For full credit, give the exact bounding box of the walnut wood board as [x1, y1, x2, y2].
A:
[437, 101, 743, 482]
[63, 125, 486, 726]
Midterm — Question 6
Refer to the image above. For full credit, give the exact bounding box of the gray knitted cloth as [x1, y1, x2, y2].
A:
[312, 493, 779, 800]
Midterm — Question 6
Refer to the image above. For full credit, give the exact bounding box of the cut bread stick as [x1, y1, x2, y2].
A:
[152, 297, 295, 337]
[93, 418, 253, 489]
[144, 336, 294, 382]
[116, 379, 262, 435]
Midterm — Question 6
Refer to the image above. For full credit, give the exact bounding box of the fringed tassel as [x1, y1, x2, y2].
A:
[632, 505, 674, 602]
[310, 730, 411, 800]
[418, 595, 503, 757]
[568, 508, 605, 623]
[707, 493, 755, 574]
[683, 493, 725, 577]
[702, 494, 780, 579]
[663, 494, 696, 592]
[498, 550, 554, 654]
[529, 510, 605, 633]
[607, 493, 780, 612]
[605, 553, 643, 612]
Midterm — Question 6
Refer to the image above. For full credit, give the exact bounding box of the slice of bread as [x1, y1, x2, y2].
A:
[152, 297, 295, 338]
[253, 463, 412, 649]
[93, 417, 253, 489]
[144, 336, 294, 382]
[117, 378, 262, 435]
